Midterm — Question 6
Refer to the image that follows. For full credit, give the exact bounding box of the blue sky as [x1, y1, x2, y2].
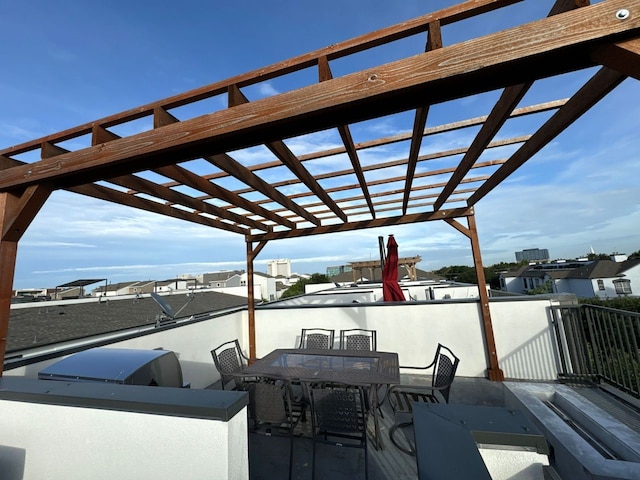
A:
[2, 0, 639, 289]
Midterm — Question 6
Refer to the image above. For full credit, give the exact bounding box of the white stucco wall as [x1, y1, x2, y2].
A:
[0, 398, 248, 480]
[254, 297, 561, 380]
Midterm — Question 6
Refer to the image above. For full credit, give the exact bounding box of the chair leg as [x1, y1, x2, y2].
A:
[288, 434, 294, 480]
[389, 420, 417, 456]
[364, 434, 369, 480]
[311, 439, 316, 480]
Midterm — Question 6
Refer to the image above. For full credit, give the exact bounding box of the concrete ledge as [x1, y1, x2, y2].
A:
[0, 377, 248, 421]
[504, 382, 640, 480]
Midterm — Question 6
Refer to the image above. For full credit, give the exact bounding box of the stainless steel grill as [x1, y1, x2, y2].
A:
[38, 347, 184, 387]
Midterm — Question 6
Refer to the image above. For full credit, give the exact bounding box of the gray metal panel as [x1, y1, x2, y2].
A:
[413, 403, 548, 480]
[38, 348, 183, 387]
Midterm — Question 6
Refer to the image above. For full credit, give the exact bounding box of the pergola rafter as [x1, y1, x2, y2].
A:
[1, 0, 639, 380]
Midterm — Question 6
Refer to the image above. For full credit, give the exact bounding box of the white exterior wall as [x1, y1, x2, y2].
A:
[0, 398, 248, 480]
[240, 273, 276, 302]
[7, 297, 563, 386]
[254, 297, 561, 380]
[207, 285, 262, 301]
[563, 278, 596, 298]
[502, 276, 526, 294]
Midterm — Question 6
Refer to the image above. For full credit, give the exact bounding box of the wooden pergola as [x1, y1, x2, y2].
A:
[350, 257, 422, 283]
[1, 0, 639, 380]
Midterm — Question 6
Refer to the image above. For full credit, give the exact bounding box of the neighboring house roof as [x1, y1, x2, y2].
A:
[412, 268, 446, 282]
[331, 271, 358, 284]
[503, 259, 640, 282]
[95, 281, 140, 293]
[253, 271, 272, 279]
[205, 271, 242, 282]
[500, 265, 530, 278]
[7, 291, 247, 352]
[566, 260, 622, 280]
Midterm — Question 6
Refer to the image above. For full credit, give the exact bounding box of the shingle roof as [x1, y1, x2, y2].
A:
[504, 259, 640, 281]
[567, 260, 624, 279]
[204, 271, 242, 282]
[7, 291, 247, 352]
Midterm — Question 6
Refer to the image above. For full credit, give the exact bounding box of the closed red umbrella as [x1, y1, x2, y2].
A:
[382, 235, 405, 301]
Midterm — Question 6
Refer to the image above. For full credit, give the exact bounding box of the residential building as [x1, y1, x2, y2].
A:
[239, 271, 277, 302]
[202, 271, 244, 288]
[515, 248, 550, 263]
[500, 256, 640, 298]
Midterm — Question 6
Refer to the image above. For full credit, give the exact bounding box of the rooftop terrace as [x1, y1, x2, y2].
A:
[3, 290, 640, 479]
[1, 0, 639, 478]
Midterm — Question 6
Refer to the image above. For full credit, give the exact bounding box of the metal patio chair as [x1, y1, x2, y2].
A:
[210, 339, 256, 390]
[340, 329, 377, 351]
[298, 328, 335, 349]
[339, 328, 379, 414]
[308, 383, 368, 480]
[387, 343, 460, 455]
[247, 379, 303, 480]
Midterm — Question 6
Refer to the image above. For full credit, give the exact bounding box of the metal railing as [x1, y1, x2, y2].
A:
[551, 304, 640, 399]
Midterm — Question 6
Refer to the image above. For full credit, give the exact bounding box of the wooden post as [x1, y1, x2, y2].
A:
[468, 214, 504, 381]
[445, 212, 504, 381]
[0, 239, 18, 372]
[0, 186, 51, 374]
[245, 238, 267, 361]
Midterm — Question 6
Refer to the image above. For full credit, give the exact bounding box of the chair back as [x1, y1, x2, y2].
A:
[431, 344, 460, 403]
[309, 386, 366, 434]
[249, 381, 291, 425]
[211, 339, 246, 389]
[340, 329, 377, 351]
[299, 328, 335, 349]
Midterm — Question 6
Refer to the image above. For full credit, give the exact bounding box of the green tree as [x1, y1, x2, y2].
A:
[527, 280, 552, 295]
[578, 296, 640, 313]
[587, 252, 611, 260]
[280, 273, 329, 299]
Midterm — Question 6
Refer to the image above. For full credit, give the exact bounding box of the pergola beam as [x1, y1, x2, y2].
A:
[1, 0, 638, 193]
[205, 152, 321, 226]
[248, 207, 474, 242]
[468, 67, 627, 205]
[153, 164, 294, 230]
[592, 38, 640, 80]
[403, 20, 442, 214]
[69, 183, 249, 234]
[319, 56, 375, 218]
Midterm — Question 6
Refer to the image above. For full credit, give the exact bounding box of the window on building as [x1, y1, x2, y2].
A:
[613, 279, 632, 295]
[597, 279, 605, 291]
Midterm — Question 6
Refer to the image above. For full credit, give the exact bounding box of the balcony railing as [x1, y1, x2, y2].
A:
[552, 304, 640, 400]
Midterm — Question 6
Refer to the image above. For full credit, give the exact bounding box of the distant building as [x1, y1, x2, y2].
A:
[515, 248, 550, 263]
[326, 265, 352, 278]
[267, 259, 291, 277]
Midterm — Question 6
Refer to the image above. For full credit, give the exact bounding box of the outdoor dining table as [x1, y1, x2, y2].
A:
[242, 348, 400, 450]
